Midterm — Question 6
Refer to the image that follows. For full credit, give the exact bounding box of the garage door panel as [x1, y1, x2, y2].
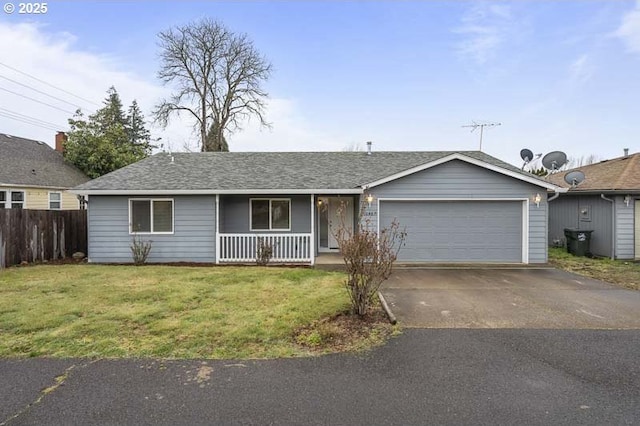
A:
[380, 201, 523, 263]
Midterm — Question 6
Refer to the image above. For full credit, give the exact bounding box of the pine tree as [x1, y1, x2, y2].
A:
[126, 100, 152, 156]
[64, 87, 151, 178]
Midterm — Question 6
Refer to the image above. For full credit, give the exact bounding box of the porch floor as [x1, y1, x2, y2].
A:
[315, 253, 344, 265]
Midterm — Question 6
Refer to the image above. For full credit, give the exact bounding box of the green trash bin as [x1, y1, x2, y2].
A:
[564, 228, 593, 256]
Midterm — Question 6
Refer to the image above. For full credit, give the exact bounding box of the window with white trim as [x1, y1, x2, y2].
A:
[10, 191, 24, 209]
[0, 190, 25, 209]
[129, 199, 174, 234]
[49, 191, 62, 210]
[250, 198, 291, 231]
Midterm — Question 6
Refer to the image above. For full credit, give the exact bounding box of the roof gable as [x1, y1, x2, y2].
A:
[364, 153, 561, 190]
[546, 153, 640, 191]
[0, 133, 90, 188]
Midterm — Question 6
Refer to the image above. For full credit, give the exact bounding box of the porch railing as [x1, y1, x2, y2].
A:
[218, 233, 313, 263]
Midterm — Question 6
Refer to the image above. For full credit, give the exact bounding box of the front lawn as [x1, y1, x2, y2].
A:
[0, 265, 392, 359]
[548, 247, 640, 290]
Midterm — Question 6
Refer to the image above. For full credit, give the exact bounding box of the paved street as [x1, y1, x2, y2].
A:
[2, 329, 639, 425]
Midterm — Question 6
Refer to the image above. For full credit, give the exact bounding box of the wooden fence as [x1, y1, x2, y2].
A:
[0, 209, 87, 268]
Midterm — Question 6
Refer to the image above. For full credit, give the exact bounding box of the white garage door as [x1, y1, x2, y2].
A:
[379, 200, 524, 263]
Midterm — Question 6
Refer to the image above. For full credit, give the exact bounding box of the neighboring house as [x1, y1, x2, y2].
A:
[0, 132, 90, 210]
[547, 151, 640, 260]
[71, 150, 561, 265]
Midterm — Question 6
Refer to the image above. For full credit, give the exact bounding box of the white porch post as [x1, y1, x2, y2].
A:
[215, 194, 220, 264]
[310, 194, 315, 265]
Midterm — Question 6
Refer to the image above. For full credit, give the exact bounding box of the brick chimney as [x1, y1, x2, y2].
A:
[55, 131, 67, 153]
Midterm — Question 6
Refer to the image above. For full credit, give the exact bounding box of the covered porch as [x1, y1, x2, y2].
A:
[216, 194, 359, 264]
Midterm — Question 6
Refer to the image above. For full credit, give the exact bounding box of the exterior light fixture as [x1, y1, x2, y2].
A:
[366, 193, 374, 206]
[624, 195, 631, 207]
[533, 193, 542, 208]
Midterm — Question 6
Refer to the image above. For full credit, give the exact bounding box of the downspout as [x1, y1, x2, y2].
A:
[547, 192, 561, 203]
[600, 194, 615, 260]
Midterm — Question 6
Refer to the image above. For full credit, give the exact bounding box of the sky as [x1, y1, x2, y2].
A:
[0, 1, 639, 168]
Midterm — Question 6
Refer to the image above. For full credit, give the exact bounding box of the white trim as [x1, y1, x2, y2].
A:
[249, 198, 292, 231]
[363, 153, 564, 191]
[7, 189, 25, 209]
[310, 194, 315, 265]
[128, 198, 175, 235]
[48, 191, 62, 210]
[377, 197, 530, 264]
[71, 188, 364, 196]
[522, 199, 530, 264]
[215, 194, 220, 264]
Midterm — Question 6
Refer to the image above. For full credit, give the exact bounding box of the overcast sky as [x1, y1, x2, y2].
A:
[1, 1, 639, 167]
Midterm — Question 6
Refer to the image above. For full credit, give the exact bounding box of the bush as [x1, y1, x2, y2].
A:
[130, 235, 152, 265]
[333, 201, 406, 316]
[256, 238, 273, 266]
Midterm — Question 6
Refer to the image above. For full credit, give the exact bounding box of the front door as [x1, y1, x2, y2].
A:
[318, 197, 354, 252]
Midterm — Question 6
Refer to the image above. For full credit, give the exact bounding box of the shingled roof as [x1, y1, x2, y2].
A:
[73, 150, 553, 193]
[0, 133, 89, 188]
[546, 152, 640, 192]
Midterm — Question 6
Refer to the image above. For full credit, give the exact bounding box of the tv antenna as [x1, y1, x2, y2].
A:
[462, 121, 501, 151]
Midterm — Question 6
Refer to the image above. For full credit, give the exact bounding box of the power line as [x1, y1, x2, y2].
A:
[0, 111, 61, 132]
[0, 74, 87, 110]
[0, 86, 75, 114]
[0, 107, 65, 129]
[0, 61, 100, 107]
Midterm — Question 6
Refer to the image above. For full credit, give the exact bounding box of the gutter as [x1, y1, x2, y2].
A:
[600, 194, 615, 260]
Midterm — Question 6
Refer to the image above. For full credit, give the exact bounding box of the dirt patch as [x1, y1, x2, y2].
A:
[294, 307, 398, 354]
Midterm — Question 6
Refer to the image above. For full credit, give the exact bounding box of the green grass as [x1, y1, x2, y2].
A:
[549, 247, 640, 290]
[0, 265, 352, 359]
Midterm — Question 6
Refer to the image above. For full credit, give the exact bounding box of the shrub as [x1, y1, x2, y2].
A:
[333, 201, 406, 316]
[130, 235, 152, 265]
[256, 238, 273, 266]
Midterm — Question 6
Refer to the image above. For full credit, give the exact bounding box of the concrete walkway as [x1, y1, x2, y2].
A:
[381, 268, 640, 328]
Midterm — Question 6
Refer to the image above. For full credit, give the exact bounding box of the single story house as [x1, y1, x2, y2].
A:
[547, 151, 639, 259]
[0, 132, 89, 210]
[71, 150, 562, 265]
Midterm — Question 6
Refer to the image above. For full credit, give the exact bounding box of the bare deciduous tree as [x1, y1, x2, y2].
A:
[333, 201, 407, 316]
[154, 18, 272, 152]
[566, 154, 601, 169]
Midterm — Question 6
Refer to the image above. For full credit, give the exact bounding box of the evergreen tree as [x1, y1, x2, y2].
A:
[64, 87, 151, 178]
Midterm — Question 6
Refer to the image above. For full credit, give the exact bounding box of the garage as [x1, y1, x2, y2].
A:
[379, 200, 524, 263]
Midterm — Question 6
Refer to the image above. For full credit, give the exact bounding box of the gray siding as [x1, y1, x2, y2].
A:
[368, 160, 548, 263]
[220, 195, 311, 233]
[615, 195, 635, 259]
[548, 195, 613, 258]
[88, 195, 215, 263]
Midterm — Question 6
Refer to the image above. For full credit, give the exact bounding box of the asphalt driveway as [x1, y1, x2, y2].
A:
[381, 268, 640, 328]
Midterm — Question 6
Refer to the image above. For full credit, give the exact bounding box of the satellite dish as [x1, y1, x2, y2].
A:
[520, 148, 533, 162]
[542, 151, 567, 172]
[564, 170, 585, 187]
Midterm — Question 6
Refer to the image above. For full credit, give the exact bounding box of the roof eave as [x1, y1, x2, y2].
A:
[70, 188, 364, 196]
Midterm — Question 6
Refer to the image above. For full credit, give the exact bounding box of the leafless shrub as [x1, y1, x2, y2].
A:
[130, 235, 152, 265]
[333, 201, 407, 316]
[256, 237, 273, 266]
